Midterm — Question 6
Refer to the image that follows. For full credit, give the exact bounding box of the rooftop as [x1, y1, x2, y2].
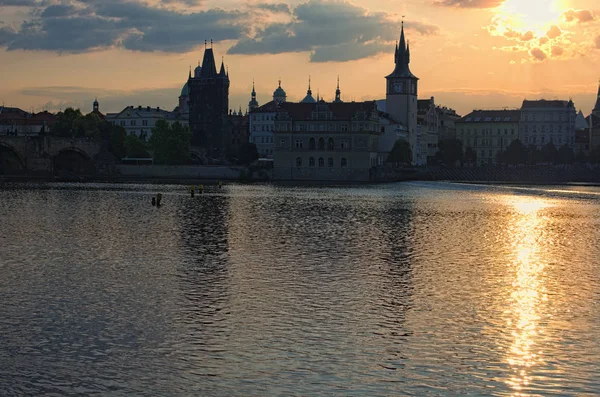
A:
[457, 109, 521, 123]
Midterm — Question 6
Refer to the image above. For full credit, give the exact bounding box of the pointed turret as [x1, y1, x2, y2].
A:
[334, 76, 342, 103]
[386, 21, 417, 80]
[200, 46, 217, 77]
[593, 79, 600, 116]
[301, 76, 316, 103]
[273, 79, 287, 104]
[248, 79, 259, 112]
[219, 58, 226, 77]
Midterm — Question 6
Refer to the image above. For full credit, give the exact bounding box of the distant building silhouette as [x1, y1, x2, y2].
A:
[188, 43, 230, 159]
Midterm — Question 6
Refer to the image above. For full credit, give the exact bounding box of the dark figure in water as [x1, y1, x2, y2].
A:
[152, 197, 156, 206]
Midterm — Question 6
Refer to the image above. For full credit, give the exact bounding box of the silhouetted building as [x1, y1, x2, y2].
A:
[456, 109, 520, 166]
[188, 43, 230, 159]
[385, 22, 419, 165]
[519, 99, 576, 149]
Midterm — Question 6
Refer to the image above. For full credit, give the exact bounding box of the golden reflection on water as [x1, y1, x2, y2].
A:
[504, 197, 551, 396]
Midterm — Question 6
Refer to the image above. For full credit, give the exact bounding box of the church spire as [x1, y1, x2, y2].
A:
[386, 19, 417, 80]
[300, 76, 316, 103]
[593, 78, 600, 116]
[334, 76, 342, 103]
[219, 57, 226, 77]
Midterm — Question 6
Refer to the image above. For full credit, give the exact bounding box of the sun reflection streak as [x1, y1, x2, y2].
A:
[504, 197, 551, 396]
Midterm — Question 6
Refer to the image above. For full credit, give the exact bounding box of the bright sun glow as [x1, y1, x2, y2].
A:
[498, 0, 565, 34]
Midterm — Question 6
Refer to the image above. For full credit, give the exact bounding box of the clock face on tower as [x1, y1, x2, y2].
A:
[393, 83, 403, 93]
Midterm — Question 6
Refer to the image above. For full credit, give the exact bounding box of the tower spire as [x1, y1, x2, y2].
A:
[335, 76, 342, 103]
[593, 78, 600, 116]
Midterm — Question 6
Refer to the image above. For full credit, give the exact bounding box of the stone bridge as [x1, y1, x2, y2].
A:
[0, 136, 105, 175]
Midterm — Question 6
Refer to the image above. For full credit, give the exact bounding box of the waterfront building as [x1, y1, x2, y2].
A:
[575, 110, 590, 155]
[519, 99, 576, 149]
[418, 97, 439, 161]
[225, 109, 249, 159]
[455, 109, 520, 166]
[0, 106, 56, 136]
[438, 106, 461, 141]
[273, 100, 381, 181]
[106, 105, 187, 140]
[377, 112, 409, 164]
[249, 80, 288, 158]
[187, 43, 230, 159]
[385, 22, 419, 165]
[586, 81, 600, 150]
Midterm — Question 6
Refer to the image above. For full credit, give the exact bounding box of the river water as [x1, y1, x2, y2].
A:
[1, 182, 599, 396]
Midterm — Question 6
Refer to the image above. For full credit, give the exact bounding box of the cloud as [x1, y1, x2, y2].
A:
[433, 0, 504, 9]
[504, 28, 534, 41]
[563, 9, 596, 23]
[595, 35, 600, 49]
[0, 0, 436, 62]
[546, 25, 561, 39]
[0, 0, 39, 5]
[228, 0, 439, 62]
[550, 45, 564, 57]
[530, 47, 547, 61]
[0, 0, 248, 53]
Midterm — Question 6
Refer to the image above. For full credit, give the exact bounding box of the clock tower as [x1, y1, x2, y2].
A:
[386, 22, 419, 164]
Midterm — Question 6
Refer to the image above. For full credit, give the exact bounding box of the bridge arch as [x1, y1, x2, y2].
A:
[52, 146, 96, 176]
[0, 142, 26, 173]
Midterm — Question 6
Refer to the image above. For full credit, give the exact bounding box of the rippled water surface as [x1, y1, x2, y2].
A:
[1, 182, 600, 396]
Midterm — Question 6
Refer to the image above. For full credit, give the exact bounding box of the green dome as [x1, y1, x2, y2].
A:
[273, 81, 286, 98]
[181, 82, 189, 97]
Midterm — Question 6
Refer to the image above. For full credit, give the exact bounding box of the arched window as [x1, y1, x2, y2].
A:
[327, 138, 334, 150]
[296, 157, 302, 167]
[318, 157, 324, 167]
[309, 157, 315, 167]
[328, 157, 334, 167]
[318, 138, 325, 150]
[309, 137, 316, 150]
[341, 158, 347, 168]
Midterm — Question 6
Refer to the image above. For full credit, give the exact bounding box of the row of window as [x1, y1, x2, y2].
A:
[522, 125, 571, 133]
[296, 157, 348, 168]
[459, 128, 516, 136]
[252, 114, 275, 122]
[522, 113, 574, 122]
[112, 120, 150, 127]
[252, 125, 274, 132]
[294, 137, 350, 150]
[523, 136, 574, 145]
[250, 136, 274, 144]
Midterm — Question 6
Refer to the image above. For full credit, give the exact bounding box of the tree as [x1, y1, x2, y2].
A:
[540, 142, 558, 164]
[52, 108, 83, 137]
[387, 139, 412, 165]
[504, 139, 528, 165]
[527, 144, 542, 165]
[124, 134, 150, 158]
[237, 142, 259, 166]
[590, 145, 600, 164]
[149, 120, 191, 164]
[436, 138, 463, 167]
[464, 147, 477, 165]
[575, 150, 587, 164]
[557, 144, 574, 165]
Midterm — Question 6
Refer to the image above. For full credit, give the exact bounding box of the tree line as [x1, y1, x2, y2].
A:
[48, 107, 258, 165]
[434, 138, 599, 167]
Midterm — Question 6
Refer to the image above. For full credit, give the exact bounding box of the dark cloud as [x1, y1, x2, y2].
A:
[433, 0, 504, 9]
[563, 9, 596, 23]
[0, 0, 39, 5]
[530, 47, 547, 61]
[228, 0, 438, 62]
[0, 0, 247, 53]
[0, 0, 437, 62]
[255, 3, 291, 14]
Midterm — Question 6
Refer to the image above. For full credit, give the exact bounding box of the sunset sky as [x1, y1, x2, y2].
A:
[1, 0, 600, 116]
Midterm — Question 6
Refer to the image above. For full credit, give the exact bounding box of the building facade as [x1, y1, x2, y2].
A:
[0, 106, 56, 136]
[106, 105, 187, 140]
[248, 80, 288, 158]
[418, 97, 439, 161]
[273, 100, 381, 181]
[188, 45, 230, 159]
[385, 22, 419, 165]
[519, 99, 576, 149]
[455, 110, 520, 166]
[438, 106, 461, 141]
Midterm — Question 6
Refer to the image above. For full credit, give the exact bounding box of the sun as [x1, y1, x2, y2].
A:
[497, 0, 566, 34]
